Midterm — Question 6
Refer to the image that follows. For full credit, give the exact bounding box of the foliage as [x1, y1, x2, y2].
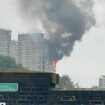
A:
[91, 85, 99, 89]
[0, 56, 23, 69]
[58, 74, 79, 89]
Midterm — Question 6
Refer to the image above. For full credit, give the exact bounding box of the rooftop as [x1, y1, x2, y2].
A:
[51, 88, 105, 91]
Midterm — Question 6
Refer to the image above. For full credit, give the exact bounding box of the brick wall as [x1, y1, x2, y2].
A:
[0, 72, 105, 105]
[48, 90, 105, 105]
[0, 72, 59, 105]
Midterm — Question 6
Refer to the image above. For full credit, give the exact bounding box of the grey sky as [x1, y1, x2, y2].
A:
[57, 0, 105, 87]
[0, 0, 105, 87]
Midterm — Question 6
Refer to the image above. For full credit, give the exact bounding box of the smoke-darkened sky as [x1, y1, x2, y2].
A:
[17, 0, 95, 61]
[0, 0, 105, 87]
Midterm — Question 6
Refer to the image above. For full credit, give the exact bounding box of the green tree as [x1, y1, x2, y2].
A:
[91, 85, 99, 89]
[0, 56, 22, 69]
[58, 75, 79, 89]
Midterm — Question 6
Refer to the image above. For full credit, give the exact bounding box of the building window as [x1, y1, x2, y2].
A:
[61, 96, 76, 101]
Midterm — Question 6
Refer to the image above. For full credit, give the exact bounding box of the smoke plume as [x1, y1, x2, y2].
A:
[18, 0, 96, 61]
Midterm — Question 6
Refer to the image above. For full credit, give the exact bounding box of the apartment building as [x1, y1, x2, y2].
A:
[10, 40, 18, 63]
[18, 33, 54, 72]
[0, 29, 11, 56]
[99, 75, 105, 88]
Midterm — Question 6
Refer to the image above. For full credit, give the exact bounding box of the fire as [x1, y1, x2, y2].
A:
[51, 60, 59, 72]
[52, 60, 58, 67]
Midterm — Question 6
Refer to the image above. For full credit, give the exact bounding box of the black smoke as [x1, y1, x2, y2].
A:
[18, 0, 96, 61]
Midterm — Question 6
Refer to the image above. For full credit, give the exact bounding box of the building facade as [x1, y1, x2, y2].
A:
[99, 75, 105, 88]
[18, 33, 53, 72]
[0, 72, 105, 105]
[0, 28, 54, 72]
[10, 40, 18, 63]
[0, 29, 11, 56]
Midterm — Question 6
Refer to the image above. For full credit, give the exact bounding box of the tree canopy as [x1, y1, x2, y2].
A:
[58, 75, 79, 89]
[0, 56, 23, 69]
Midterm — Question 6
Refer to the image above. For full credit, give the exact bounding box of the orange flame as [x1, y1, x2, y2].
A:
[51, 60, 58, 67]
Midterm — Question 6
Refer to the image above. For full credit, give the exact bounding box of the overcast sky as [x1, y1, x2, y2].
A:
[0, 0, 105, 88]
[57, 0, 105, 88]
